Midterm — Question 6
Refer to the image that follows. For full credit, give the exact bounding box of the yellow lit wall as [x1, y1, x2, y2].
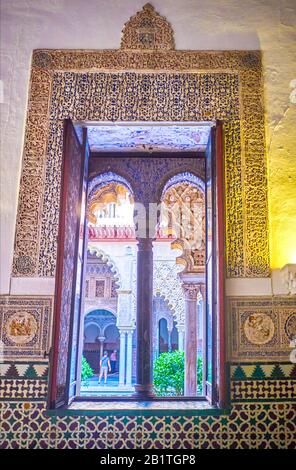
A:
[263, 31, 296, 268]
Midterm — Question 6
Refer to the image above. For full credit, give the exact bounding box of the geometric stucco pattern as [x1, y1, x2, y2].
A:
[228, 296, 296, 362]
[12, 47, 269, 279]
[0, 402, 295, 449]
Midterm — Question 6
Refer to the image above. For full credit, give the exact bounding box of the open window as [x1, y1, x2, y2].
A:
[48, 120, 226, 409]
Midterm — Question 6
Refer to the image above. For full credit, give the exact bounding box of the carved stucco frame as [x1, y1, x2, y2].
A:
[12, 7, 269, 280]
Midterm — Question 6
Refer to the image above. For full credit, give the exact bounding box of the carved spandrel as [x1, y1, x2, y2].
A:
[89, 156, 205, 204]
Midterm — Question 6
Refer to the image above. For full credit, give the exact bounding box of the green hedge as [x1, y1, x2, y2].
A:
[153, 350, 202, 396]
[81, 356, 94, 384]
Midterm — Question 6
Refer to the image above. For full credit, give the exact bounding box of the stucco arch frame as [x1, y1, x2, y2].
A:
[11, 6, 269, 280]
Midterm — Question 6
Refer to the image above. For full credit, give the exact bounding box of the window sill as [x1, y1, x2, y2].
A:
[46, 400, 230, 417]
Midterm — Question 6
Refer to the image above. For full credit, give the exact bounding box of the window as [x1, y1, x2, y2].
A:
[48, 120, 226, 409]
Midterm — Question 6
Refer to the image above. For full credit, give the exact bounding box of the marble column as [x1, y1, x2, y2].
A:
[182, 283, 199, 396]
[178, 328, 185, 351]
[119, 330, 126, 386]
[98, 336, 105, 362]
[126, 330, 133, 386]
[168, 327, 172, 352]
[134, 237, 154, 398]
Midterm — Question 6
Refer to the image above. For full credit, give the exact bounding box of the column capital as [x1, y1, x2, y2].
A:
[182, 282, 200, 301]
[136, 237, 154, 251]
[119, 328, 134, 335]
[117, 289, 132, 295]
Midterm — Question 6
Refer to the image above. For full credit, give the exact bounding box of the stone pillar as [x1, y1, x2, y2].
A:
[182, 283, 199, 396]
[134, 238, 154, 398]
[168, 327, 172, 352]
[178, 327, 185, 351]
[98, 336, 105, 362]
[119, 330, 126, 386]
[126, 330, 133, 386]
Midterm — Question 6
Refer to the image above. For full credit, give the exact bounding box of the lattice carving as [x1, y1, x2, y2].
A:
[121, 4, 175, 51]
[161, 181, 205, 273]
[153, 262, 185, 327]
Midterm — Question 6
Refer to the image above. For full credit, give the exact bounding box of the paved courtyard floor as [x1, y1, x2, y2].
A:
[80, 374, 135, 396]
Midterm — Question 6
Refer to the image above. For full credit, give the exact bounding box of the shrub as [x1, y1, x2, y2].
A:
[81, 356, 94, 385]
[153, 350, 203, 396]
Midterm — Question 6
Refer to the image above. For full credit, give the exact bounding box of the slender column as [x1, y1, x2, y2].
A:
[134, 238, 154, 398]
[182, 283, 199, 396]
[178, 328, 185, 351]
[98, 336, 105, 362]
[126, 330, 133, 386]
[119, 330, 126, 386]
[168, 328, 172, 352]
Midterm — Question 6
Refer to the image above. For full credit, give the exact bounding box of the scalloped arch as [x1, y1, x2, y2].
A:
[87, 246, 122, 288]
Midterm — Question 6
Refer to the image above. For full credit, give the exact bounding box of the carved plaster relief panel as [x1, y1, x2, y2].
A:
[228, 296, 296, 362]
[0, 297, 52, 361]
[12, 5, 269, 280]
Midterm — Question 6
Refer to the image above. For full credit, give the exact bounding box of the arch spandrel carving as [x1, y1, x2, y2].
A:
[121, 3, 175, 51]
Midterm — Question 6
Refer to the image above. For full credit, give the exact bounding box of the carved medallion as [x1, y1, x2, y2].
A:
[284, 312, 296, 340]
[5, 311, 38, 345]
[243, 312, 275, 345]
[121, 4, 175, 50]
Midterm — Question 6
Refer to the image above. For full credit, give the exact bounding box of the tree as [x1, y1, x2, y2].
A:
[81, 356, 94, 386]
[153, 350, 203, 396]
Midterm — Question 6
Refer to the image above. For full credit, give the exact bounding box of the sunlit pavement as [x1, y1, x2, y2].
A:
[80, 374, 135, 396]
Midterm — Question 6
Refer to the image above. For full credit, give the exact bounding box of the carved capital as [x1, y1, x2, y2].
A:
[182, 283, 200, 301]
[137, 237, 154, 251]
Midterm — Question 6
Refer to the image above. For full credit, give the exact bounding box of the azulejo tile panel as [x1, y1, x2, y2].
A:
[0, 379, 48, 400]
[0, 297, 52, 361]
[231, 380, 296, 402]
[228, 296, 296, 362]
[230, 362, 296, 402]
[231, 363, 296, 380]
[12, 48, 269, 279]
[0, 402, 295, 449]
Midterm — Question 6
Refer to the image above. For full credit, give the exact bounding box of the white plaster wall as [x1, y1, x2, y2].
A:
[1, 0, 295, 293]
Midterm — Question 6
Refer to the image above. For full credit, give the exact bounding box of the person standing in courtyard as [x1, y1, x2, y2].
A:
[98, 351, 111, 384]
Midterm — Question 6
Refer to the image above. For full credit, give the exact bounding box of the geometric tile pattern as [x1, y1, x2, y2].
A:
[0, 402, 295, 449]
[0, 363, 49, 379]
[230, 363, 296, 402]
[231, 380, 296, 402]
[231, 363, 296, 380]
[0, 380, 48, 400]
[228, 296, 296, 361]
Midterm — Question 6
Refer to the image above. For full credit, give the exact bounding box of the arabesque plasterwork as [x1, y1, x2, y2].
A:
[12, 5, 269, 279]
